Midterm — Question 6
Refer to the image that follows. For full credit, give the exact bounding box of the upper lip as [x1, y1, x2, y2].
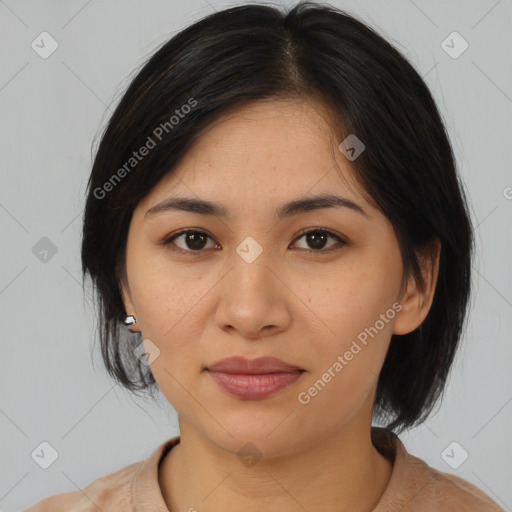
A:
[205, 356, 304, 374]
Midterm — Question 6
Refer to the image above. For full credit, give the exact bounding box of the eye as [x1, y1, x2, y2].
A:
[291, 228, 347, 253]
[163, 229, 218, 255]
[162, 228, 347, 256]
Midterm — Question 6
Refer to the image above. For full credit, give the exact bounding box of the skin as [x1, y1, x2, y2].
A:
[121, 97, 440, 512]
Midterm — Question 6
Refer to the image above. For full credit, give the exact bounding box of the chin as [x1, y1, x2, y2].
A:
[200, 416, 305, 458]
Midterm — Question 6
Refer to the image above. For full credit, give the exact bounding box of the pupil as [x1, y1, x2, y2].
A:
[308, 231, 326, 250]
[187, 232, 206, 250]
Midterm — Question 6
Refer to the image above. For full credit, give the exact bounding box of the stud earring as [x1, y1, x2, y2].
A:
[123, 315, 137, 327]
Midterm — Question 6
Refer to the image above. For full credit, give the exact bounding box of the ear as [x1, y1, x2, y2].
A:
[120, 278, 140, 333]
[393, 239, 441, 336]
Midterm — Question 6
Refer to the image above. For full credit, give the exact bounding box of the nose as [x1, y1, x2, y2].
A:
[214, 247, 292, 340]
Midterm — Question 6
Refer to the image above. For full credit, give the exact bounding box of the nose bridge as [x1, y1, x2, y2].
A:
[215, 233, 291, 336]
[230, 233, 277, 298]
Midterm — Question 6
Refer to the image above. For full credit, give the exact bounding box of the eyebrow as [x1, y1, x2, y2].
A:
[144, 193, 369, 220]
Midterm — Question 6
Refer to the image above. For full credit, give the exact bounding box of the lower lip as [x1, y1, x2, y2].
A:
[205, 370, 304, 399]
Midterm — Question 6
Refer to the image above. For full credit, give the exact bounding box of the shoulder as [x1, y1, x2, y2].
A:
[371, 428, 503, 511]
[417, 463, 503, 511]
[23, 460, 141, 511]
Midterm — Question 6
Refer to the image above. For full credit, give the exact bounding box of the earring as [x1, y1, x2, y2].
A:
[123, 315, 137, 327]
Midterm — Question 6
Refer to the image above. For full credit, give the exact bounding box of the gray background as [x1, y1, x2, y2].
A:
[1, 0, 511, 510]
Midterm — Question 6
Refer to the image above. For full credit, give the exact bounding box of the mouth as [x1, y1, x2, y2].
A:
[204, 356, 305, 400]
[205, 369, 304, 400]
[205, 355, 305, 374]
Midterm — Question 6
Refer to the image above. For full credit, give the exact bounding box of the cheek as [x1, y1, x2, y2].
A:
[296, 318, 393, 426]
[129, 252, 206, 335]
[128, 258, 212, 376]
[298, 263, 399, 407]
[305, 265, 398, 344]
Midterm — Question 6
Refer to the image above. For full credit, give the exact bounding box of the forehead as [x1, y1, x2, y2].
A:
[139, 98, 369, 213]
[183, 97, 342, 168]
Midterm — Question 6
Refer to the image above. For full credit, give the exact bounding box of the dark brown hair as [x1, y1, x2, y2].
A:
[81, 1, 474, 432]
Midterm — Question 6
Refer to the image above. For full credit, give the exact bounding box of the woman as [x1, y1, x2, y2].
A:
[25, 1, 503, 510]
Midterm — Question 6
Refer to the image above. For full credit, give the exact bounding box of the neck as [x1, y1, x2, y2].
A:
[159, 420, 393, 512]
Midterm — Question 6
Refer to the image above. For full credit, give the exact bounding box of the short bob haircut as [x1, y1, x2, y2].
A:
[81, 1, 474, 433]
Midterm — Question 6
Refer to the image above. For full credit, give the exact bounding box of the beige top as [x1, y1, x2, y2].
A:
[24, 428, 503, 511]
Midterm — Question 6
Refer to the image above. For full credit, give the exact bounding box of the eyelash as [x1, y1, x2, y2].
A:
[161, 228, 347, 257]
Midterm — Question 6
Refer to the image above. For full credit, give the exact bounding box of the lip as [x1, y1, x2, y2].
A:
[205, 356, 304, 374]
[205, 356, 305, 400]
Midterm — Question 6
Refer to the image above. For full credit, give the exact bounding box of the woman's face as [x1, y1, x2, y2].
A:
[121, 98, 425, 456]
